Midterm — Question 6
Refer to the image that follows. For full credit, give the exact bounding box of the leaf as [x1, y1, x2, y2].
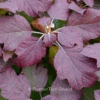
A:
[69, 2, 86, 15]
[23, 65, 48, 92]
[83, 0, 94, 7]
[0, 15, 32, 51]
[47, 0, 70, 20]
[42, 77, 82, 100]
[14, 36, 46, 68]
[0, 68, 31, 100]
[94, 90, 100, 100]
[51, 77, 82, 100]
[49, 46, 59, 65]
[0, 0, 18, 13]
[67, 9, 100, 41]
[0, 58, 13, 72]
[81, 43, 100, 68]
[54, 47, 97, 90]
[42, 95, 59, 100]
[80, 81, 100, 100]
[58, 26, 83, 49]
[43, 34, 57, 47]
[2, 0, 52, 17]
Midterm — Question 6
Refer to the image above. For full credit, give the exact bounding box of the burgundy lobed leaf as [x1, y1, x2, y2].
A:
[67, 8, 100, 41]
[94, 90, 100, 100]
[54, 47, 97, 90]
[58, 26, 83, 49]
[0, 15, 32, 51]
[14, 36, 46, 68]
[47, 0, 71, 20]
[81, 43, 100, 68]
[0, 68, 31, 100]
[23, 65, 48, 92]
[43, 34, 57, 47]
[16, 0, 52, 17]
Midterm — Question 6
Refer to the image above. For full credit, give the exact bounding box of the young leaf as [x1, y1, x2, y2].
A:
[0, 15, 32, 51]
[54, 47, 97, 90]
[43, 34, 57, 47]
[14, 37, 46, 68]
[0, 68, 31, 100]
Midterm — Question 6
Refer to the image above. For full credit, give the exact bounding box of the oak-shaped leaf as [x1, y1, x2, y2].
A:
[0, 15, 32, 51]
[47, 0, 70, 20]
[81, 43, 100, 68]
[23, 65, 48, 91]
[0, 0, 52, 17]
[0, 68, 31, 100]
[94, 90, 100, 100]
[67, 9, 100, 41]
[54, 47, 97, 90]
[42, 77, 82, 100]
[14, 36, 46, 68]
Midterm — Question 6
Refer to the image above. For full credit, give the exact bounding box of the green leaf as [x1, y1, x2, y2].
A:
[80, 81, 100, 100]
[53, 19, 67, 30]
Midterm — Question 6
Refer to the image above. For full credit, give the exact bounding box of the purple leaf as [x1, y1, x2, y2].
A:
[0, 0, 18, 13]
[50, 77, 82, 100]
[81, 43, 100, 68]
[16, 0, 52, 17]
[47, 0, 70, 20]
[83, 0, 94, 7]
[0, 68, 31, 100]
[14, 37, 46, 68]
[54, 47, 97, 90]
[42, 95, 59, 100]
[0, 15, 32, 51]
[69, 2, 86, 15]
[23, 65, 48, 91]
[43, 34, 57, 47]
[94, 90, 100, 100]
[58, 26, 83, 49]
[67, 9, 100, 41]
